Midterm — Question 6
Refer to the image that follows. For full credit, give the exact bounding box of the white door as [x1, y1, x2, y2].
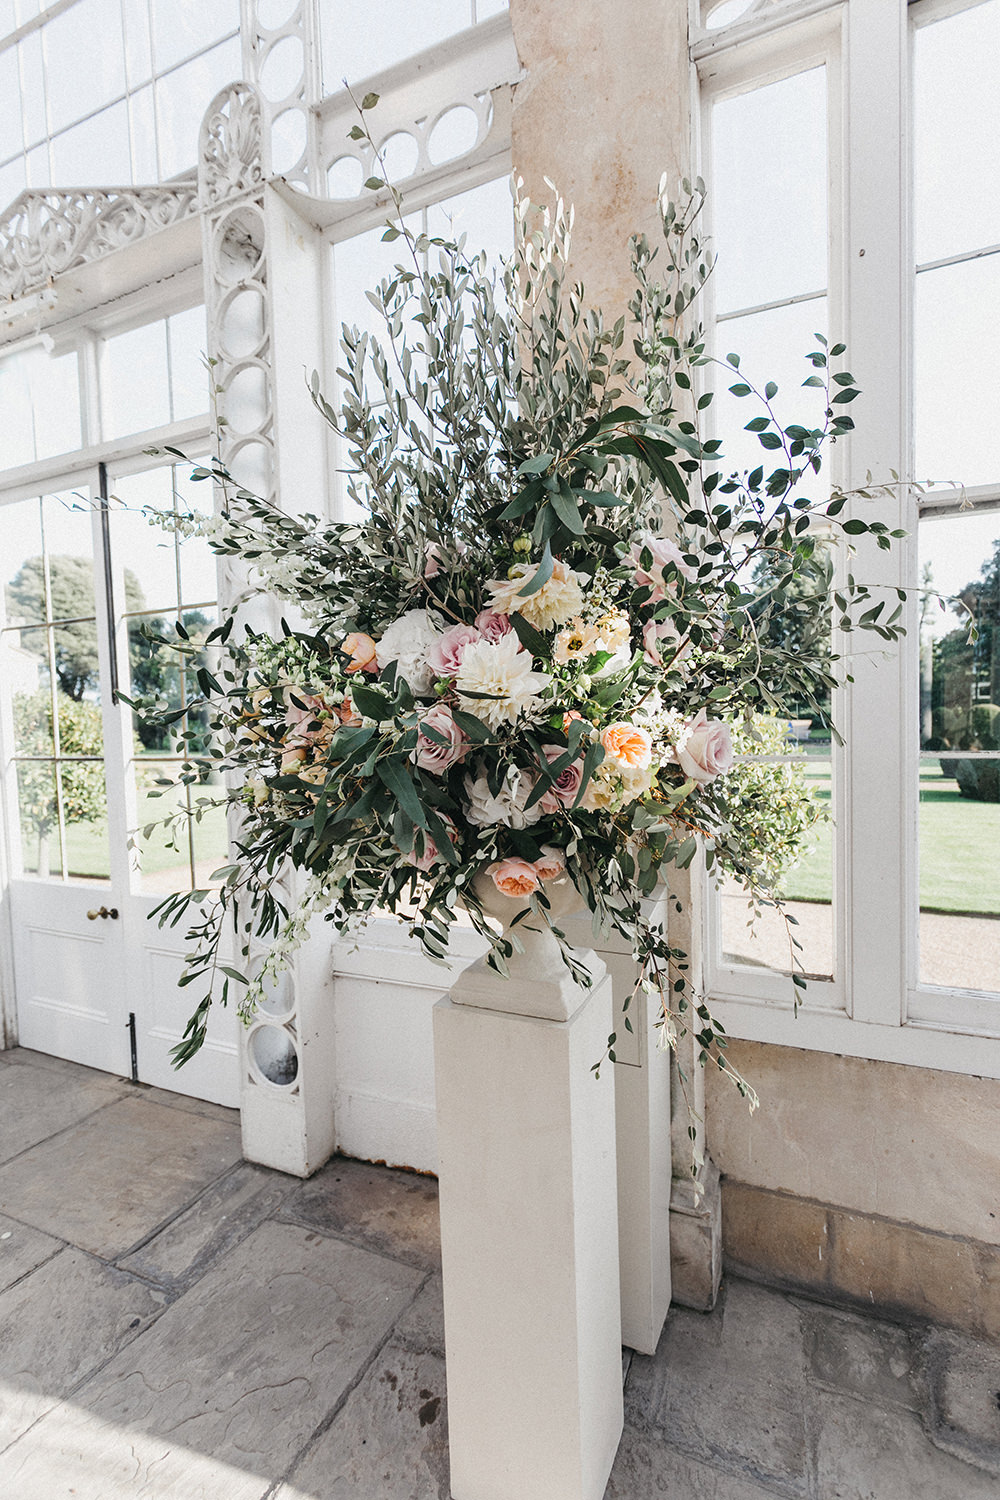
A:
[1, 466, 239, 1106]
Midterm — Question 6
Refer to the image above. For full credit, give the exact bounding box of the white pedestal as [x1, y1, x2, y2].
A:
[434, 916, 623, 1500]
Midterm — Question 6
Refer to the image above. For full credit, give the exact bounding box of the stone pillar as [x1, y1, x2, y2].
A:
[434, 877, 622, 1500]
[509, 0, 722, 1311]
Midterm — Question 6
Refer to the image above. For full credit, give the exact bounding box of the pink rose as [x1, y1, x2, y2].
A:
[490, 857, 540, 898]
[283, 692, 327, 747]
[676, 709, 733, 784]
[642, 617, 689, 668]
[534, 847, 566, 881]
[628, 534, 696, 603]
[402, 814, 456, 871]
[474, 608, 514, 643]
[424, 542, 442, 579]
[425, 623, 481, 680]
[537, 743, 585, 814]
[412, 703, 469, 774]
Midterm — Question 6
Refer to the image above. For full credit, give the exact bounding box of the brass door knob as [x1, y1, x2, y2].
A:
[86, 906, 119, 920]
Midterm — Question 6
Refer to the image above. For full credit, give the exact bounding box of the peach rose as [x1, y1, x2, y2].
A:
[534, 847, 566, 881]
[337, 692, 362, 727]
[490, 857, 541, 898]
[600, 722, 653, 771]
[342, 631, 379, 674]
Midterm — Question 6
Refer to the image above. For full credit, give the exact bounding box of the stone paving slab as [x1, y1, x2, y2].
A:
[0, 1094, 242, 1258]
[0, 1220, 422, 1499]
[924, 1325, 1000, 1476]
[0, 1212, 63, 1294]
[280, 1156, 442, 1272]
[0, 1059, 119, 1165]
[625, 1279, 810, 1492]
[811, 1387, 1000, 1499]
[276, 1340, 450, 1500]
[605, 1427, 792, 1499]
[393, 1273, 445, 1359]
[119, 1163, 296, 1290]
[799, 1299, 924, 1413]
[0, 1247, 165, 1450]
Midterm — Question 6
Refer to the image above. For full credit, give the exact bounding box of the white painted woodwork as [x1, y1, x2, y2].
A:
[435, 897, 623, 1500]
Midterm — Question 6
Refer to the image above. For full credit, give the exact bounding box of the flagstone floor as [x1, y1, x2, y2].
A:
[2, 1044, 999, 1499]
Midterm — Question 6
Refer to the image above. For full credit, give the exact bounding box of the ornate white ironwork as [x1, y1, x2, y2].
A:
[0, 184, 198, 303]
[241, 0, 321, 189]
[200, 82, 269, 208]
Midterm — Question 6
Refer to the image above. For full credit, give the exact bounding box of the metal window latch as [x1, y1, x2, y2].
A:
[86, 906, 119, 920]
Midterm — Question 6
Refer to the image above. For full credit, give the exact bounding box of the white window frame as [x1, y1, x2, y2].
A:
[696, 0, 1000, 1079]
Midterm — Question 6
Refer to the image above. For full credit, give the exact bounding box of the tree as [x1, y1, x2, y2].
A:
[929, 534, 1000, 801]
[14, 690, 106, 877]
[6, 556, 145, 700]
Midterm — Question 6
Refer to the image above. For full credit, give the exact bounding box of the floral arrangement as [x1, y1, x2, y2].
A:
[134, 106, 903, 1080]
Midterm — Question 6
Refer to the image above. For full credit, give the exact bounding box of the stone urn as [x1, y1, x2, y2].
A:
[459, 868, 606, 1021]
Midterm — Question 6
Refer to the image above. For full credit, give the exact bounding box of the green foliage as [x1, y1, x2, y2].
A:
[133, 147, 905, 1084]
[710, 717, 828, 892]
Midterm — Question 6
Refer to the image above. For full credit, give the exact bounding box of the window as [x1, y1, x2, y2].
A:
[696, 0, 1000, 1077]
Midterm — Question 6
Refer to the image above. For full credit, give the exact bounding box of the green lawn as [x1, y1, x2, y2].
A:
[781, 758, 999, 915]
[22, 783, 229, 883]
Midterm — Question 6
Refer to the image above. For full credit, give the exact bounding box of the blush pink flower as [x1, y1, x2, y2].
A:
[412, 703, 469, 774]
[424, 542, 442, 579]
[490, 857, 541, 898]
[627, 534, 696, 603]
[283, 692, 327, 748]
[474, 608, 513, 643]
[402, 815, 457, 872]
[676, 709, 734, 784]
[534, 847, 566, 881]
[425, 623, 481, 680]
[537, 743, 585, 814]
[642, 617, 689, 668]
[342, 631, 379, 674]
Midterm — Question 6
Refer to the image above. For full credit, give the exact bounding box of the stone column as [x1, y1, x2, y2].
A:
[434, 876, 622, 1500]
[509, 0, 723, 1311]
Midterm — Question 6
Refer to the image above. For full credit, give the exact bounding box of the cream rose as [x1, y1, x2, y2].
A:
[485, 559, 587, 632]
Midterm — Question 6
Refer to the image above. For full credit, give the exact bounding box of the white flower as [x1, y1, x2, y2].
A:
[375, 609, 442, 697]
[486, 560, 587, 632]
[463, 766, 543, 829]
[454, 633, 552, 729]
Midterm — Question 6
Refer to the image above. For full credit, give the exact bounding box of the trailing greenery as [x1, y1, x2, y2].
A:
[128, 101, 907, 1093]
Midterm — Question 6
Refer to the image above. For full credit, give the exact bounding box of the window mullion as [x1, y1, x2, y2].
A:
[840, 0, 914, 1026]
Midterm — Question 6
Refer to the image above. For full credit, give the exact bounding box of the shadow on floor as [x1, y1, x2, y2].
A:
[1, 1045, 998, 1498]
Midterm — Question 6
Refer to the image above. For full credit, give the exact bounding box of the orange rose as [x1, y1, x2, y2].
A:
[600, 722, 653, 771]
[337, 692, 362, 726]
[490, 857, 541, 899]
[562, 710, 584, 732]
[342, 631, 379, 674]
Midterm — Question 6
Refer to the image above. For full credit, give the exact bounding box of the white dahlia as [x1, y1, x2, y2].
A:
[375, 609, 442, 697]
[485, 560, 587, 632]
[454, 634, 552, 729]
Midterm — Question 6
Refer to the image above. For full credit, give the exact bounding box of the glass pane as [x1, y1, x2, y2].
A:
[123, 0, 153, 88]
[331, 212, 423, 345]
[914, 256, 1000, 489]
[720, 743, 833, 980]
[426, 175, 514, 268]
[150, 0, 238, 75]
[102, 320, 171, 437]
[16, 759, 64, 877]
[10, 672, 53, 757]
[128, 84, 157, 181]
[321, 0, 473, 92]
[111, 467, 182, 616]
[175, 480, 219, 606]
[155, 35, 241, 179]
[42, 0, 126, 135]
[131, 759, 229, 894]
[167, 306, 208, 420]
[712, 298, 829, 481]
[0, 157, 28, 212]
[50, 101, 132, 184]
[2, 496, 45, 625]
[914, 0, 1000, 264]
[919, 512, 1000, 991]
[0, 345, 81, 469]
[0, 46, 23, 161]
[712, 67, 827, 313]
[60, 757, 110, 881]
[18, 33, 47, 149]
